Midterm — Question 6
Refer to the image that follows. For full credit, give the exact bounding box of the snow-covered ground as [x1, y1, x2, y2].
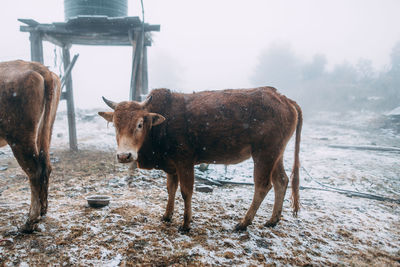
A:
[0, 109, 399, 266]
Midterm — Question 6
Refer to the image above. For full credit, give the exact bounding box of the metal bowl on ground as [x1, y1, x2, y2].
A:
[86, 195, 111, 208]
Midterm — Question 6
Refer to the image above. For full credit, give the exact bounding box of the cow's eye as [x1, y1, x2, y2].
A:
[137, 123, 143, 129]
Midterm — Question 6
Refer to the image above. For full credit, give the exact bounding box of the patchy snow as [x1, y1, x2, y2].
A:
[386, 106, 400, 116]
[0, 109, 399, 265]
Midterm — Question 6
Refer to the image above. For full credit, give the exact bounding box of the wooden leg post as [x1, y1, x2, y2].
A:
[135, 47, 144, 100]
[29, 31, 44, 63]
[142, 45, 149, 96]
[129, 28, 144, 101]
[62, 45, 78, 151]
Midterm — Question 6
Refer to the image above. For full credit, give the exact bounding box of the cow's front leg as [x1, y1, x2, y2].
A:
[162, 173, 178, 222]
[177, 164, 194, 232]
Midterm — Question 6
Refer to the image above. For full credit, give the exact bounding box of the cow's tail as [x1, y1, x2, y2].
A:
[39, 71, 61, 160]
[35, 71, 61, 214]
[290, 101, 302, 216]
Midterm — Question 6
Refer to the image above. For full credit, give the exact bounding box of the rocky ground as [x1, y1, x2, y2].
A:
[0, 110, 399, 266]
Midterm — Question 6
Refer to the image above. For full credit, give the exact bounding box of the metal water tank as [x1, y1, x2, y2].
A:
[64, 0, 128, 20]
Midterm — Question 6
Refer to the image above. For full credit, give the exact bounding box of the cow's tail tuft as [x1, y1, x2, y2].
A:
[290, 102, 302, 216]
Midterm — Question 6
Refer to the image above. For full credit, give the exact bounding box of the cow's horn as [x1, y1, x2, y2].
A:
[141, 95, 153, 107]
[102, 96, 117, 110]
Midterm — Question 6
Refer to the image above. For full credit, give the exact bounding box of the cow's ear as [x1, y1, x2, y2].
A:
[98, 111, 114, 122]
[148, 113, 165, 126]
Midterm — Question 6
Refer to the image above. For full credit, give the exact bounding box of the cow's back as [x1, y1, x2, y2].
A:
[0, 60, 57, 145]
[0, 60, 53, 84]
[185, 87, 297, 163]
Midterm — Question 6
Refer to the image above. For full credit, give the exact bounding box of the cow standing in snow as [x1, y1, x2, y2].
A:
[0, 60, 61, 232]
[99, 87, 302, 231]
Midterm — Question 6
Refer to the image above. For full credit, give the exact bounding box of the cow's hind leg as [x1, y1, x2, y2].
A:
[37, 131, 53, 216]
[38, 150, 51, 216]
[162, 173, 178, 222]
[235, 152, 275, 231]
[265, 159, 289, 227]
[10, 141, 42, 233]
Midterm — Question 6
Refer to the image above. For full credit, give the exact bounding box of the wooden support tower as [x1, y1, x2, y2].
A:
[19, 16, 160, 150]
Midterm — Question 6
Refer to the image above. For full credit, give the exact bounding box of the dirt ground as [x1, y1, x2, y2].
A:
[0, 111, 399, 266]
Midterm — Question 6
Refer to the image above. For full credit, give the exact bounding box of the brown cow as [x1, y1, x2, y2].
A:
[99, 87, 302, 232]
[0, 60, 61, 233]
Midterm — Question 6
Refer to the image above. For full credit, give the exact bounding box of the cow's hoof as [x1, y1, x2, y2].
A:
[234, 223, 248, 232]
[178, 225, 190, 233]
[264, 220, 278, 228]
[161, 215, 172, 222]
[19, 221, 38, 234]
[40, 208, 48, 217]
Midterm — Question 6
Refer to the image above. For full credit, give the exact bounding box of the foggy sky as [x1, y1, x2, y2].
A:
[0, 0, 399, 109]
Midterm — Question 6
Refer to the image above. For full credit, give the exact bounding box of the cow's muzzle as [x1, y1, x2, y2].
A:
[117, 152, 136, 163]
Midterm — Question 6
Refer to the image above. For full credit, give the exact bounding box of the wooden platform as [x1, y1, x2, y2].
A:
[19, 16, 159, 46]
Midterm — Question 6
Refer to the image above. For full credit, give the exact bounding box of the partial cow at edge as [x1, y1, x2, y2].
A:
[99, 87, 302, 232]
[0, 60, 61, 233]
